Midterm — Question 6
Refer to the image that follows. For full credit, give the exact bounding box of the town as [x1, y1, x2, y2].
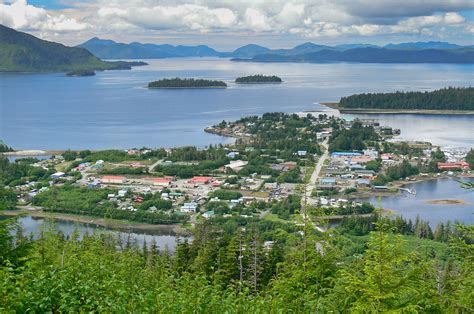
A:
[3, 112, 472, 228]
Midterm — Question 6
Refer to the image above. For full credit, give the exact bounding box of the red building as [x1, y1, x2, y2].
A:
[190, 176, 213, 184]
[437, 162, 470, 170]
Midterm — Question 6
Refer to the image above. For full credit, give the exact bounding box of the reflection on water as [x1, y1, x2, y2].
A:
[359, 177, 474, 227]
[10, 216, 185, 251]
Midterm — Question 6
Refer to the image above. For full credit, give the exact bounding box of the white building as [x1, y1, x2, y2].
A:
[181, 202, 198, 213]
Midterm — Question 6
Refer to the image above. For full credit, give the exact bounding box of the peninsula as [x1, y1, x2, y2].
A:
[148, 78, 227, 89]
[323, 87, 474, 114]
[235, 74, 282, 84]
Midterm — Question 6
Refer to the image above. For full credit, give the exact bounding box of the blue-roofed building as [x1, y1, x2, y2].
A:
[331, 152, 362, 157]
[357, 178, 371, 187]
[320, 178, 337, 185]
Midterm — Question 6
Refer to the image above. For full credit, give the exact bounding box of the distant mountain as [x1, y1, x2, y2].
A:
[0, 25, 145, 72]
[79, 37, 221, 59]
[230, 44, 272, 57]
[77, 37, 473, 61]
[234, 47, 474, 64]
[278, 42, 332, 55]
[384, 41, 463, 50]
[335, 43, 380, 50]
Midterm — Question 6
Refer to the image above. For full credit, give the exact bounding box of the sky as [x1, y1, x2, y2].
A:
[1, 0, 473, 49]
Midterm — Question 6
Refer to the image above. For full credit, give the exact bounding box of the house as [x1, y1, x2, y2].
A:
[101, 175, 126, 184]
[190, 176, 213, 184]
[181, 202, 198, 213]
[351, 156, 374, 164]
[51, 172, 65, 179]
[202, 210, 215, 219]
[282, 161, 298, 170]
[437, 162, 470, 170]
[353, 169, 376, 178]
[264, 182, 278, 191]
[151, 178, 171, 187]
[212, 181, 222, 187]
[297, 150, 307, 157]
[225, 160, 248, 173]
[363, 149, 379, 159]
[381, 153, 395, 161]
[357, 178, 371, 188]
[227, 151, 239, 158]
[320, 178, 336, 186]
[118, 189, 128, 197]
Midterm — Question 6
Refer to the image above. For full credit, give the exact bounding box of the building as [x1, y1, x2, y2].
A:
[151, 178, 171, 187]
[357, 178, 371, 187]
[320, 178, 336, 186]
[101, 175, 126, 184]
[190, 176, 213, 184]
[437, 162, 470, 170]
[353, 169, 376, 178]
[181, 202, 198, 213]
[202, 210, 215, 219]
[332, 152, 362, 158]
[51, 172, 65, 179]
[225, 160, 248, 173]
[351, 156, 374, 164]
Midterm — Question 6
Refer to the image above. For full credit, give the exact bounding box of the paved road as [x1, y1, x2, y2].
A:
[148, 159, 164, 173]
[301, 139, 329, 232]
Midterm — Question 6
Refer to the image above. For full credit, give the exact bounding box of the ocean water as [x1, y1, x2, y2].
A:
[359, 177, 474, 226]
[1, 58, 473, 150]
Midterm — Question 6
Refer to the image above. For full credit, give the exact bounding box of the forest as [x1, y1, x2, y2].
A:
[339, 87, 474, 110]
[0, 213, 472, 312]
[235, 74, 282, 83]
[148, 78, 227, 88]
[328, 120, 380, 152]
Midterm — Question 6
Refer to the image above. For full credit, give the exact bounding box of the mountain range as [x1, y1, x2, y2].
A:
[79, 38, 474, 64]
[1, 25, 473, 72]
[0, 25, 145, 72]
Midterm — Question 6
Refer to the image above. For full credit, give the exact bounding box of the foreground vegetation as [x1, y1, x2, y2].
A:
[0, 216, 472, 312]
[148, 78, 227, 88]
[339, 87, 474, 110]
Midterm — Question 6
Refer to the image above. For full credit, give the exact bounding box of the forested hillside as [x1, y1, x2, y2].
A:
[0, 25, 144, 72]
[0, 215, 472, 312]
[339, 87, 474, 110]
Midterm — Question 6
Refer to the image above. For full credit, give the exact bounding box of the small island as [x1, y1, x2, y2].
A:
[148, 78, 227, 89]
[66, 69, 96, 77]
[235, 74, 282, 84]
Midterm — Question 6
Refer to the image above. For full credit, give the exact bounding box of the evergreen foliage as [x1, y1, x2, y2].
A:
[339, 87, 474, 110]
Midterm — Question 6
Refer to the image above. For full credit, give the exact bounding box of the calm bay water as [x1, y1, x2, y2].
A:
[1, 58, 473, 150]
[359, 177, 474, 227]
[8, 216, 181, 250]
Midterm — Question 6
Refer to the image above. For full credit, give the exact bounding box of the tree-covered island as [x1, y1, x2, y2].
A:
[66, 69, 96, 77]
[338, 87, 474, 111]
[148, 78, 227, 88]
[235, 74, 282, 84]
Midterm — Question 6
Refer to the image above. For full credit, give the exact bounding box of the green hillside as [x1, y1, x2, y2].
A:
[0, 25, 140, 72]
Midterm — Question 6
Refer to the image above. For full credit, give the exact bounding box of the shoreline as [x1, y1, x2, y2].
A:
[343, 173, 474, 200]
[320, 102, 474, 115]
[2, 208, 189, 235]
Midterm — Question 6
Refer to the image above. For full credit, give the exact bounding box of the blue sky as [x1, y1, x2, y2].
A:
[1, 0, 473, 49]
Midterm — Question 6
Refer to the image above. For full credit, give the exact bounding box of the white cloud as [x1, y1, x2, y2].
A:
[0, 0, 88, 32]
[1, 0, 472, 44]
